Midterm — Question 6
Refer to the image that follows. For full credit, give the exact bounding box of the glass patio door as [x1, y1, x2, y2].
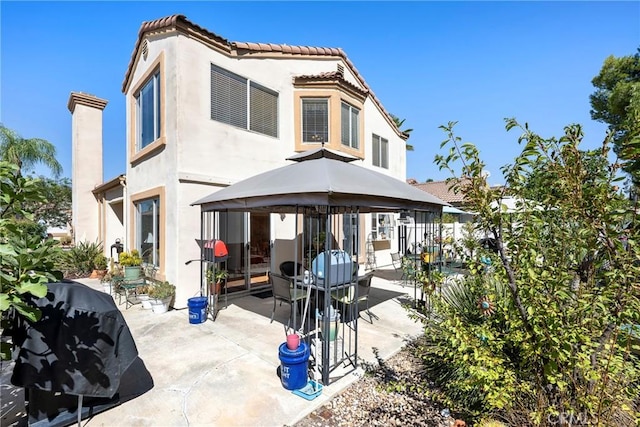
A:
[246, 212, 271, 290]
[219, 212, 271, 293]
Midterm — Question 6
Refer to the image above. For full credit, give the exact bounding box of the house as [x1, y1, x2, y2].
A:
[70, 14, 412, 308]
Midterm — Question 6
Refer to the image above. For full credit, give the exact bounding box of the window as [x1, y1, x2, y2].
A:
[211, 64, 278, 137]
[136, 198, 160, 267]
[302, 99, 328, 143]
[371, 213, 393, 240]
[341, 102, 359, 149]
[136, 71, 161, 150]
[372, 134, 389, 169]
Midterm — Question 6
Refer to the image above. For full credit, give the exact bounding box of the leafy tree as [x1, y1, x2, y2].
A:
[0, 161, 63, 360]
[590, 50, 640, 183]
[391, 114, 414, 151]
[22, 177, 72, 228]
[0, 124, 62, 178]
[414, 120, 640, 425]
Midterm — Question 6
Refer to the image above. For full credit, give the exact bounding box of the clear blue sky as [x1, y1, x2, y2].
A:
[1, 1, 638, 184]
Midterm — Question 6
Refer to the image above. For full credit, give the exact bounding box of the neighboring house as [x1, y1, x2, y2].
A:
[70, 14, 411, 308]
[409, 179, 467, 208]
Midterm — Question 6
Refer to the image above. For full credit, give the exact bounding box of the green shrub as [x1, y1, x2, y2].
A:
[0, 161, 62, 360]
[59, 240, 103, 277]
[94, 253, 108, 270]
[419, 121, 640, 425]
[0, 218, 47, 240]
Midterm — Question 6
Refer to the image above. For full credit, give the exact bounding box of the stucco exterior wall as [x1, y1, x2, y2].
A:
[123, 29, 409, 307]
[69, 94, 106, 245]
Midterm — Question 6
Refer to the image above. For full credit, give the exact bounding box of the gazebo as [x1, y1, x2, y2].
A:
[192, 147, 447, 385]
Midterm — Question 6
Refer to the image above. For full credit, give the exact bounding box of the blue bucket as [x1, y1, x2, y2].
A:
[278, 341, 310, 390]
[187, 296, 208, 324]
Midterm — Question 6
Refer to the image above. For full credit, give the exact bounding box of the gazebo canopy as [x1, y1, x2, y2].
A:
[192, 148, 448, 213]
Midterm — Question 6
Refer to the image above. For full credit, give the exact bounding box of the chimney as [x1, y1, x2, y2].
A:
[68, 92, 107, 245]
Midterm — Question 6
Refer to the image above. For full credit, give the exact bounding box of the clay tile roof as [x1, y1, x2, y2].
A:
[122, 15, 406, 140]
[411, 179, 467, 204]
[123, 14, 230, 92]
[294, 71, 369, 98]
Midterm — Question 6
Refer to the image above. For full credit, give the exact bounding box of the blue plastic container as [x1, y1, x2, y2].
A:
[278, 341, 310, 390]
[311, 250, 354, 286]
[187, 296, 208, 324]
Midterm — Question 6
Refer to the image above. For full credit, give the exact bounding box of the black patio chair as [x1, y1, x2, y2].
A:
[279, 261, 303, 278]
[269, 272, 306, 326]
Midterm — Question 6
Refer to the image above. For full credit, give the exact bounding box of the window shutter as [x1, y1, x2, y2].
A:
[351, 107, 359, 149]
[372, 135, 381, 166]
[341, 102, 350, 146]
[211, 65, 247, 129]
[250, 82, 278, 137]
[302, 99, 328, 143]
[381, 137, 389, 169]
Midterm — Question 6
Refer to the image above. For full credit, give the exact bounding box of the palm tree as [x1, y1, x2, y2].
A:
[0, 124, 62, 177]
[390, 114, 414, 151]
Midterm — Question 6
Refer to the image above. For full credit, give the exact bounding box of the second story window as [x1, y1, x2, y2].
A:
[341, 102, 359, 149]
[372, 134, 389, 169]
[211, 64, 278, 137]
[136, 71, 161, 150]
[302, 99, 329, 143]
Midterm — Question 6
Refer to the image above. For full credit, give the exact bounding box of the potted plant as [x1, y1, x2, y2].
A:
[136, 283, 153, 309]
[148, 281, 175, 314]
[206, 267, 228, 294]
[119, 249, 142, 280]
[90, 253, 109, 279]
[100, 271, 113, 294]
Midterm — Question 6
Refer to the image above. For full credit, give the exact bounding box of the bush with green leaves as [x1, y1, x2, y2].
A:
[0, 161, 62, 360]
[94, 253, 108, 270]
[409, 121, 640, 425]
[58, 240, 104, 278]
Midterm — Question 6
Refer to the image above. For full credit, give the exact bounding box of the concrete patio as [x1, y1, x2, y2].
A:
[28, 269, 423, 426]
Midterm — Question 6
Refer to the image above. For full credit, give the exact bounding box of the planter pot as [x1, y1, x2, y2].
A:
[209, 281, 223, 295]
[151, 299, 169, 314]
[138, 294, 152, 310]
[91, 269, 107, 279]
[124, 266, 141, 280]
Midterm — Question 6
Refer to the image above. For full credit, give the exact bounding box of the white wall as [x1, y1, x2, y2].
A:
[124, 29, 410, 305]
[70, 97, 105, 244]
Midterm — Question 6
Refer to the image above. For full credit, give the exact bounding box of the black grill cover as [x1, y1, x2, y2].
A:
[9, 281, 139, 398]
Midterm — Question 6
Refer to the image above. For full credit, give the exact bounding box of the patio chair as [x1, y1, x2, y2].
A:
[390, 252, 402, 272]
[330, 271, 378, 323]
[279, 261, 303, 278]
[269, 272, 306, 326]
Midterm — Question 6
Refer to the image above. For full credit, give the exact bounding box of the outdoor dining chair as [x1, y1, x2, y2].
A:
[269, 272, 306, 326]
[330, 271, 378, 323]
[390, 252, 402, 272]
[279, 261, 303, 278]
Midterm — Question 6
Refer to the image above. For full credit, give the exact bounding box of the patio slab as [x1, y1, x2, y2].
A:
[2, 269, 423, 426]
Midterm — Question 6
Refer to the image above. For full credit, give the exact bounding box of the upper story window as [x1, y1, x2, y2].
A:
[136, 71, 161, 150]
[302, 99, 329, 143]
[372, 134, 389, 169]
[211, 64, 278, 137]
[341, 102, 359, 149]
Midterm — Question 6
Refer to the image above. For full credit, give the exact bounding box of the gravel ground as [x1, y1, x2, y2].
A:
[291, 339, 458, 427]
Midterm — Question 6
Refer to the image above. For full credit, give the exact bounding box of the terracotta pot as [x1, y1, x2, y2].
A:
[209, 281, 222, 294]
[90, 269, 107, 279]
